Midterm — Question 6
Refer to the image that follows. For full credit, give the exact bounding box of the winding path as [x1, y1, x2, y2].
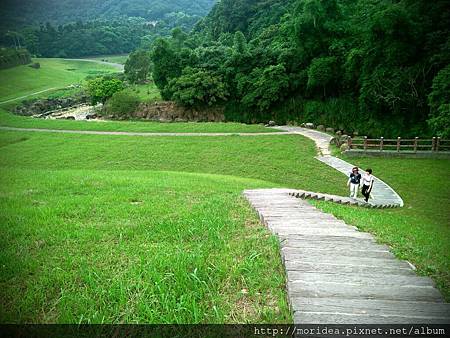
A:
[243, 126, 449, 323]
[275, 126, 404, 207]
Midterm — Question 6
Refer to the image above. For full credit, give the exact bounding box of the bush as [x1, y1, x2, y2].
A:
[105, 91, 141, 117]
[86, 77, 124, 105]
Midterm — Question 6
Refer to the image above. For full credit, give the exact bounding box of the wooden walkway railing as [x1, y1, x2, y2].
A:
[348, 137, 450, 153]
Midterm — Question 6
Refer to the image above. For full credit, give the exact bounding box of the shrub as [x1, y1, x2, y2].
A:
[105, 91, 141, 117]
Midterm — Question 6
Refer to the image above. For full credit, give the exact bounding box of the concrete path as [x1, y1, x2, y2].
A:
[0, 88, 58, 105]
[276, 126, 404, 207]
[0, 126, 293, 137]
[244, 188, 450, 324]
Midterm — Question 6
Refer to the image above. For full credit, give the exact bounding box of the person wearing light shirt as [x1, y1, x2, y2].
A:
[361, 168, 374, 202]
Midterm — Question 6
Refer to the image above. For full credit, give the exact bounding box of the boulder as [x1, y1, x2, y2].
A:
[65, 116, 75, 120]
[336, 130, 342, 136]
[325, 127, 334, 133]
[268, 120, 276, 126]
[353, 131, 359, 136]
[305, 122, 315, 129]
[340, 143, 349, 152]
[317, 125, 325, 131]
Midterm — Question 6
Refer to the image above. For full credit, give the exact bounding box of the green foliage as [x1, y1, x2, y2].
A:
[86, 77, 124, 105]
[239, 64, 289, 112]
[105, 90, 141, 117]
[124, 50, 152, 84]
[151, 38, 182, 100]
[152, 0, 449, 137]
[0, 48, 31, 69]
[428, 65, 450, 138]
[1, 0, 216, 58]
[168, 67, 229, 107]
[307, 56, 339, 96]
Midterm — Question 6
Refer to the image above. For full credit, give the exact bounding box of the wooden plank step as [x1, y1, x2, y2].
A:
[271, 228, 372, 238]
[285, 262, 416, 276]
[282, 247, 394, 259]
[290, 298, 450, 319]
[281, 239, 389, 251]
[286, 272, 434, 287]
[287, 281, 443, 302]
[284, 255, 412, 269]
[294, 311, 449, 324]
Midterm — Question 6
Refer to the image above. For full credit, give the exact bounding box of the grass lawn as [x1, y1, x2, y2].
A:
[313, 156, 450, 301]
[87, 54, 129, 65]
[0, 131, 347, 323]
[122, 82, 162, 102]
[0, 58, 120, 103]
[1, 127, 448, 323]
[0, 108, 279, 134]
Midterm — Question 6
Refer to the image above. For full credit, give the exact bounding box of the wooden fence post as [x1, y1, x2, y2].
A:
[348, 137, 352, 150]
[397, 137, 401, 152]
[380, 137, 384, 151]
[413, 137, 418, 153]
[436, 137, 441, 152]
[432, 137, 436, 151]
[364, 136, 368, 151]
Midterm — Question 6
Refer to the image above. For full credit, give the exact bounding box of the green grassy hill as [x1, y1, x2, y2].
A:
[0, 58, 119, 104]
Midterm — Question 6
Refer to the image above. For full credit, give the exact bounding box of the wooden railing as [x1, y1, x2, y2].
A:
[348, 137, 450, 152]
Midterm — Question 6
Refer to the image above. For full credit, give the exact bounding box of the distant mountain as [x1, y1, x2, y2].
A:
[0, 0, 217, 28]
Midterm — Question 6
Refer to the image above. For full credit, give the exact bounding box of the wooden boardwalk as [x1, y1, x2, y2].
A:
[244, 189, 450, 324]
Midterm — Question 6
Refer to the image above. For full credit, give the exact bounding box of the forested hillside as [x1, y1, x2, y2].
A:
[151, 0, 450, 137]
[0, 0, 216, 57]
[0, 0, 216, 27]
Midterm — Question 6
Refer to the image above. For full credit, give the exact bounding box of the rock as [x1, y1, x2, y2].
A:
[340, 134, 350, 142]
[268, 120, 276, 126]
[65, 116, 75, 120]
[326, 127, 334, 133]
[330, 137, 342, 147]
[300, 123, 306, 127]
[340, 143, 349, 152]
[317, 125, 325, 131]
[336, 130, 342, 136]
[305, 122, 315, 129]
[353, 131, 359, 136]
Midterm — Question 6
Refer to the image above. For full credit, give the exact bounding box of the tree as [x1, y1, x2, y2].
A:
[86, 77, 124, 105]
[151, 38, 182, 99]
[427, 65, 450, 138]
[168, 67, 229, 107]
[124, 50, 152, 84]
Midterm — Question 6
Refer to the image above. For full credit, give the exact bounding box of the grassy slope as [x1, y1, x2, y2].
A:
[0, 108, 278, 133]
[0, 131, 347, 323]
[313, 156, 450, 300]
[0, 58, 119, 103]
[88, 54, 129, 65]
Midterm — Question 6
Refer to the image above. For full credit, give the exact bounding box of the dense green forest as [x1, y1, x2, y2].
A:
[0, 0, 216, 28]
[150, 0, 450, 137]
[0, 0, 216, 57]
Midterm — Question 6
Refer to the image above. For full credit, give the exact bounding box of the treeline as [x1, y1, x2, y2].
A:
[0, 48, 31, 69]
[0, 0, 216, 29]
[3, 15, 203, 58]
[150, 0, 450, 137]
